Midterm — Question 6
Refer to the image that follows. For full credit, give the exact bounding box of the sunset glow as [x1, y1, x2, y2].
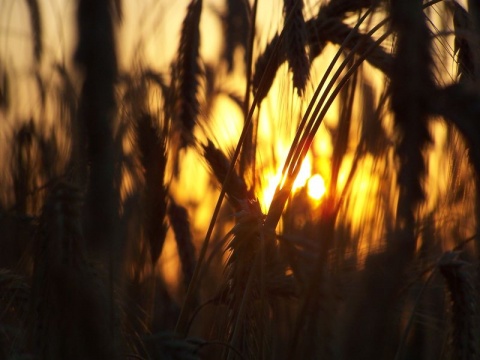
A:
[261, 156, 326, 209]
[1, 1, 472, 357]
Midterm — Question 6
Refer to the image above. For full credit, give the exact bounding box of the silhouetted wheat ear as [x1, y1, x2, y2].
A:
[168, 197, 196, 290]
[390, 0, 433, 252]
[253, 1, 390, 103]
[25, 0, 42, 64]
[306, 15, 393, 76]
[439, 253, 478, 359]
[252, 32, 283, 103]
[223, 0, 249, 72]
[283, 0, 309, 96]
[174, 0, 203, 149]
[203, 140, 251, 211]
[450, 1, 480, 82]
[135, 113, 168, 265]
[223, 199, 265, 358]
[223, 197, 298, 359]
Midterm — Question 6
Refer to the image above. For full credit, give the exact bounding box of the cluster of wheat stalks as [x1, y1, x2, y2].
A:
[1, 0, 480, 359]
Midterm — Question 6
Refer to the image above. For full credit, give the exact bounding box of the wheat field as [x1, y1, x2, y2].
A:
[1, 0, 480, 359]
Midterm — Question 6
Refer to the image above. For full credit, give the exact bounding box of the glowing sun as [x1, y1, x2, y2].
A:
[307, 174, 326, 201]
[261, 157, 326, 209]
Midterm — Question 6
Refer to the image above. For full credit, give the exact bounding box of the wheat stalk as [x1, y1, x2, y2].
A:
[32, 182, 116, 359]
[75, 0, 119, 352]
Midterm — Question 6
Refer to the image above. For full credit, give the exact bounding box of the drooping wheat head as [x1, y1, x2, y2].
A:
[173, 0, 203, 150]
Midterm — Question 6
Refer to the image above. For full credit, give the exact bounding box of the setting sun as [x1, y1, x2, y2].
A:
[261, 156, 326, 209]
[307, 174, 326, 201]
